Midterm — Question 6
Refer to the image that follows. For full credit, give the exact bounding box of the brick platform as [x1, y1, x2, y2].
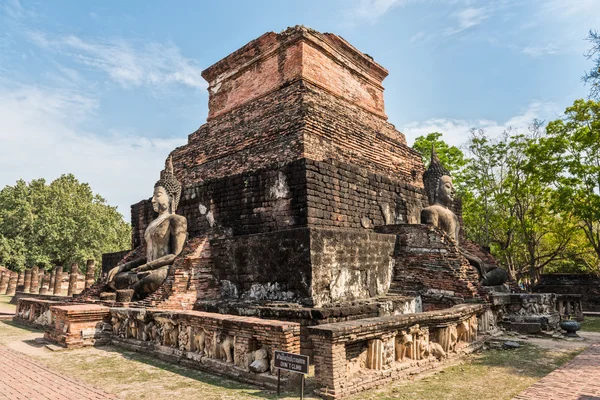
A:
[0, 345, 117, 400]
[513, 343, 600, 400]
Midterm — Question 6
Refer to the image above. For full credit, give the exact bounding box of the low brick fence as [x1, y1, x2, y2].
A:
[109, 307, 301, 389]
[308, 304, 488, 399]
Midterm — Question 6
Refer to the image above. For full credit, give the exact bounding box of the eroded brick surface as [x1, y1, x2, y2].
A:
[0, 345, 117, 400]
[513, 344, 600, 400]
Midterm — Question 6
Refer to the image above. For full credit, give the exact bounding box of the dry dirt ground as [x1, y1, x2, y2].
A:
[1, 293, 598, 400]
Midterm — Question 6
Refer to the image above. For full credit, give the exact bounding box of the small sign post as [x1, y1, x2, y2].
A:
[274, 350, 309, 399]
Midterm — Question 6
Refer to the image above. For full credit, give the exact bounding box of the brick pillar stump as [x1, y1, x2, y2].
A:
[53, 266, 63, 296]
[39, 272, 50, 295]
[6, 271, 18, 296]
[16, 271, 24, 292]
[23, 269, 33, 293]
[30, 266, 40, 294]
[84, 260, 96, 289]
[49, 268, 57, 295]
[67, 263, 79, 296]
[0, 271, 9, 295]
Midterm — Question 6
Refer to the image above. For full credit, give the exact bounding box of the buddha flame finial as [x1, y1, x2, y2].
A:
[155, 155, 182, 212]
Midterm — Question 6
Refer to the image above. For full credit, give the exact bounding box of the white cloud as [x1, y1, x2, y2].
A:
[521, 43, 559, 57]
[27, 31, 206, 90]
[345, 0, 407, 25]
[0, 82, 187, 221]
[519, 0, 600, 57]
[402, 101, 561, 148]
[444, 7, 489, 36]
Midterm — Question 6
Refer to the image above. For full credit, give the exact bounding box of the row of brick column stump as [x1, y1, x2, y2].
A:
[17, 271, 24, 291]
[0, 259, 97, 297]
[23, 269, 32, 293]
[6, 271, 18, 295]
[53, 266, 64, 295]
[85, 260, 96, 290]
[67, 263, 78, 296]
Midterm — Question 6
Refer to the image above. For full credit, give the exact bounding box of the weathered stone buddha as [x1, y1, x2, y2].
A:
[107, 157, 187, 298]
[421, 148, 508, 286]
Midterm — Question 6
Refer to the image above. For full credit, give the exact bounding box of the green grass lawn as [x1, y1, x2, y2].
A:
[348, 344, 581, 400]
[0, 294, 16, 314]
[581, 316, 600, 332]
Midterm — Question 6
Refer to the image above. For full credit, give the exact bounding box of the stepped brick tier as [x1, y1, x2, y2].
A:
[533, 273, 600, 312]
[308, 304, 488, 399]
[45, 304, 110, 348]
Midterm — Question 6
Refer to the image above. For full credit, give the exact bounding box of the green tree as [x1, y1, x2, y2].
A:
[412, 132, 467, 175]
[583, 30, 600, 100]
[536, 99, 600, 265]
[0, 174, 131, 271]
[462, 125, 578, 284]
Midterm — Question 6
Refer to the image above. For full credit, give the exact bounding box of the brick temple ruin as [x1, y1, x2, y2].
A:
[10, 26, 583, 399]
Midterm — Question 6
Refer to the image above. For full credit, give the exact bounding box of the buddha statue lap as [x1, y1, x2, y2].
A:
[420, 148, 508, 286]
[107, 157, 187, 298]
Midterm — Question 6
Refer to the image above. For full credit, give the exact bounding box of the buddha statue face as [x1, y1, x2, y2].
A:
[152, 186, 172, 214]
[436, 175, 455, 207]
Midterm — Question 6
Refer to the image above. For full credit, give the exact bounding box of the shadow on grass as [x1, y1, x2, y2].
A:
[94, 344, 307, 400]
[474, 343, 581, 378]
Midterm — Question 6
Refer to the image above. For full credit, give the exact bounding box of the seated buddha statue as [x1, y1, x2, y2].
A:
[421, 148, 508, 286]
[107, 157, 187, 298]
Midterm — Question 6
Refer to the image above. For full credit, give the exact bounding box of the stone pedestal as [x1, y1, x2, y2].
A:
[23, 269, 32, 293]
[0, 271, 9, 295]
[45, 304, 110, 348]
[84, 260, 96, 289]
[30, 266, 40, 294]
[53, 266, 63, 296]
[68, 263, 79, 296]
[6, 271, 18, 296]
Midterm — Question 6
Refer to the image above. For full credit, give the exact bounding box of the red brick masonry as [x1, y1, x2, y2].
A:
[0, 345, 117, 400]
[513, 343, 600, 400]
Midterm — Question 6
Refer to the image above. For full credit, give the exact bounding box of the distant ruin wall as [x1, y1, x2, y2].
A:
[533, 273, 600, 312]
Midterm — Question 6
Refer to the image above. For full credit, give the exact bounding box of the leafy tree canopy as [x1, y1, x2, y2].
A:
[583, 30, 600, 100]
[412, 132, 467, 175]
[0, 174, 131, 271]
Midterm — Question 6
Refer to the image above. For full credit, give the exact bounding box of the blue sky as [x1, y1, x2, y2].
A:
[1, 0, 597, 220]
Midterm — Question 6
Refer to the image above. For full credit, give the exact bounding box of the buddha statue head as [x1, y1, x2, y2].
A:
[423, 147, 455, 208]
[153, 156, 182, 214]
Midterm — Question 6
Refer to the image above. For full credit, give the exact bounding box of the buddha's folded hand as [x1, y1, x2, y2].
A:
[107, 266, 121, 283]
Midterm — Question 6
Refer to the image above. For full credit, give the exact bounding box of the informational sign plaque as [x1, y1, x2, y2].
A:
[274, 350, 309, 398]
[274, 350, 309, 374]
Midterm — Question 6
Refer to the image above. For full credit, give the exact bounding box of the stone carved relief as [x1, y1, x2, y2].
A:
[178, 325, 191, 352]
[394, 330, 413, 361]
[427, 342, 446, 360]
[407, 325, 429, 361]
[217, 333, 234, 363]
[193, 328, 207, 355]
[249, 348, 270, 373]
